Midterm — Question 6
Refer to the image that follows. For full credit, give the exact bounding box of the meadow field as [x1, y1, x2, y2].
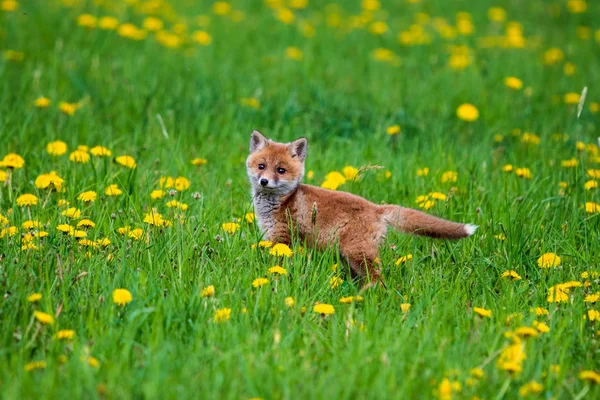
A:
[1, 0, 600, 398]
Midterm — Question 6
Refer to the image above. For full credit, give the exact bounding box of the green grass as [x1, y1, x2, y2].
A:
[1, 0, 600, 398]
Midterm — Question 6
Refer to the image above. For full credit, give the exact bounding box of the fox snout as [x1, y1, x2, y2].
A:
[260, 178, 269, 187]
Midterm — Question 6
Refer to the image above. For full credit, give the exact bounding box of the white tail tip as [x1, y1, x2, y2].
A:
[464, 224, 478, 236]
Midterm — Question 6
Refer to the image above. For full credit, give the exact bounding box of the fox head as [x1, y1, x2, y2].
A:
[246, 130, 308, 195]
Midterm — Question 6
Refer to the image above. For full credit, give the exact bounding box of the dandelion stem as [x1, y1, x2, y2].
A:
[495, 378, 511, 400]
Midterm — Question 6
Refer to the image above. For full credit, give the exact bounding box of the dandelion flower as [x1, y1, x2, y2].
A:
[240, 97, 261, 109]
[579, 370, 600, 384]
[252, 278, 269, 288]
[584, 180, 598, 191]
[27, 293, 42, 302]
[313, 303, 335, 315]
[90, 146, 112, 157]
[504, 76, 523, 90]
[441, 171, 458, 183]
[59, 102, 79, 116]
[56, 330, 75, 340]
[105, 184, 123, 196]
[519, 381, 543, 397]
[285, 46, 303, 61]
[191, 157, 208, 165]
[587, 310, 600, 321]
[537, 253, 561, 268]
[533, 321, 550, 333]
[46, 140, 67, 155]
[77, 14, 97, 28]
[330, 276, 343, 289]
[395, 254, 413, 265]
[456, 104, 479, 122]
[473, 307, 492, 318]
[417, 167, 429, 176]
[16, 194, 38, 207]
[222, 222, 240, 234]
[78, 191, 97, 203]
[268, 265, 288, 275]
[174, 177, 190, 191]
[585, 202, 600, 214]
[400, 303, 411, 312]
[98, 16, 119, 30]
[515, 168, 532, 179]
[87, 356, 100, 368]
[501, 270, 522, 280]
[270, 243, 292, 257]
[35, 171, 65, 190]
[1, 153, 25, 169]
[69, 149, 90, 163]
[62, 208, 82, 219]
[285, 297, 295, 307]
[201, 285, 215, 298]
[387, 125, 401, 135]
[112, 288, 132, 306]
[150, 190, 165, 199]
[24, 361, 47, 372]
[115, 155, 136, 169]
[192, 30, 212, 45]
[213, 307, 231, 323]
[34, 311, 55, 325]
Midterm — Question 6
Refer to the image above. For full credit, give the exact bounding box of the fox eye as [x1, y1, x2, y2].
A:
[258, 164, 265, 170]
[277, 167, 286, 175]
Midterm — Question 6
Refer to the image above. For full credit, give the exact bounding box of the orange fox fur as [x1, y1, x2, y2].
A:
[246, 130, 476, 285]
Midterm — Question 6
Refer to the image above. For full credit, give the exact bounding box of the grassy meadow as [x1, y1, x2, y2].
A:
[2, 0, 600, 398]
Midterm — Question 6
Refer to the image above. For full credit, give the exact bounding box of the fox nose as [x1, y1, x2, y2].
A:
[260, 178, 269, 187]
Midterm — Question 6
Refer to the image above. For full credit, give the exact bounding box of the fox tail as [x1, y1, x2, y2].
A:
[381, 205, 477, 239]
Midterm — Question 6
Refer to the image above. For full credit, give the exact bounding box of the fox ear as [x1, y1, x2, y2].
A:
[250, 130, 269, 153]
[288, 137, 308, 161]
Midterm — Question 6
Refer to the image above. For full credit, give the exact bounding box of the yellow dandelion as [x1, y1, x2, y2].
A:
[16, 194, 38, 207]
[473, 307, 492, 318]
[61, 207, 82, 219]
[501, 270, 522, 280]
[112, 288, 132, 306]
[395, 254, 413, 265]
[504, 77, 523, 90]
[456, 103, 479, 122]
[98, 16, 119, 30]
[537, 253, 561, 268]
[115, 155, 136, 169]
[270, 243, 292, 257]
[222, 222, 240, 234]
[90, 146, 111, 157]
[105, 184, 123, 196]
[27, 293, 42, 302]
[313, 303, 335, 315]
[191, 158, 208, 166]
[24, 361, 47, 372]
[285, 297, 294, 307]
[213, 307, 232, 323]
[579, 370, 600, 384]
[78, 191, 97, 203]
[34, 311, 55, 325]
[56, 330, 75, 340]
[268, 265, 288, 275]
[400, 303, 411, 312]
[387, 125, 401, 136]
[285, 46, 303, 61]
[252, 278, 269, 288]
[201, 285, 215, 298]
[585, 202, 600, 214]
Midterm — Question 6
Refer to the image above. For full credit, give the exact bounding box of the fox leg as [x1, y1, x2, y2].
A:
[267, 221, 292, 246]
[341, 243, 381, 289]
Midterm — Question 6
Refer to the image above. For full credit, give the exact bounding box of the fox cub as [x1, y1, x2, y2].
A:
[246, 130, 476, 285]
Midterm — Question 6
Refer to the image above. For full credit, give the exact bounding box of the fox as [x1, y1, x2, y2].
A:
[246, 130, 477, 287]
